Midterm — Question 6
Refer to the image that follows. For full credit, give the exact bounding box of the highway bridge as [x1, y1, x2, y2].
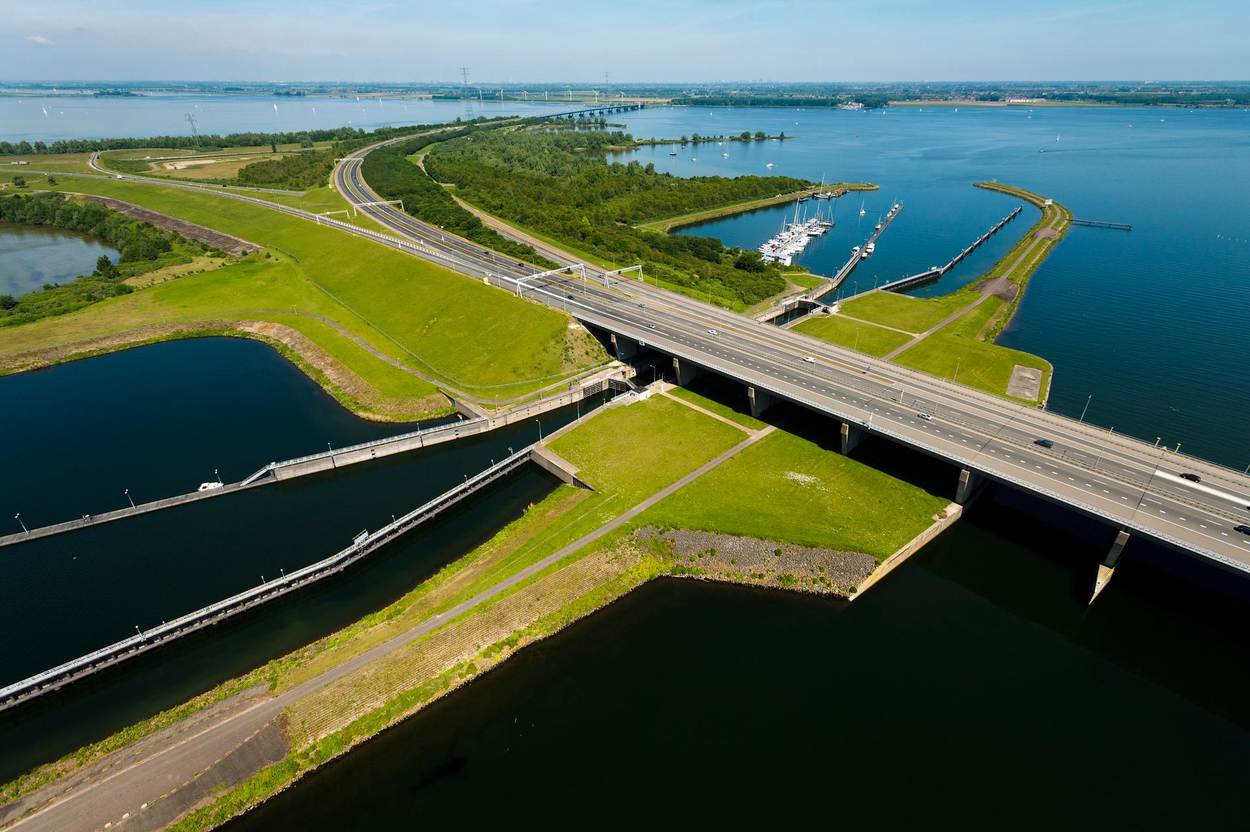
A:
[331, 140, 1250, 587]
[52, 128, 1250, 588]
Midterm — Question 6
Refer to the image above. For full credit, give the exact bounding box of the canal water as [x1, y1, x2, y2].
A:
[0, 94, 565, 144]
[0, 222, 117, 297]
[226, 486, 1250, 830]
[610, 105, 1250, 468]
[0, 339, 602, 780]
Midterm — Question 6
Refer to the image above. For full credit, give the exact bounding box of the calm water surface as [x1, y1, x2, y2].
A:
[0, 94, 566, 143]
[612, 105, 1250, 466]
[0, 222, 117, 296]
[227, 487, 1250, 830]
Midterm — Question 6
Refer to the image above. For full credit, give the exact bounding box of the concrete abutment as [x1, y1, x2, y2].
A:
[840, 421, 863, 455]
[672, 356, 701, 386]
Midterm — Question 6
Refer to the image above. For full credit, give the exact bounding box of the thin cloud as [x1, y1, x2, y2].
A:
[25, 35, 56, 46]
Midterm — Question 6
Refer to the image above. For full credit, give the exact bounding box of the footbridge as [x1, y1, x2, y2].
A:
[0, 445, 562, 712]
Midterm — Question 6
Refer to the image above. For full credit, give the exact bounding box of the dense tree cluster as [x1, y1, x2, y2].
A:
[362, 130, 554, 267]
[0, 192, 215, 326]
[424, 129, 811, 307]
[236, 150, 337, 189]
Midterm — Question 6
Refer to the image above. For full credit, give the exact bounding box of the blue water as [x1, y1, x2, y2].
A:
[0, 94, 566, 143]
[610, 105, 1250, 467]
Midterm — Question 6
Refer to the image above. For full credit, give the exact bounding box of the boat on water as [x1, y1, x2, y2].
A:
[858, 199, 866, 217]
[669, 149, 677, 156]
[863, 242, 876, 257]
[766, 162, 775, 169]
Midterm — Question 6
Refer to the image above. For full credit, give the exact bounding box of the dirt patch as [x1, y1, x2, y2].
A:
[636, 527, 876, 596]
[979, 275, 1018, 302]
[1007, 364, 1043, 401]
[78, 195, 262, 256]
[1033, 227, 1059, 240]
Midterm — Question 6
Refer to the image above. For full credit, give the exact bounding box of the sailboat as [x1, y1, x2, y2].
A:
[858, 199, 866, 217]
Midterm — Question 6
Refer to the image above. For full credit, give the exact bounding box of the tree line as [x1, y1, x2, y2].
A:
[423, 129, 811, 307]
[361, 129, 555, 268]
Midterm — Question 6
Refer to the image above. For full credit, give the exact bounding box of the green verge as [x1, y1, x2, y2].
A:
[839, 287, 978, 333]
[663, 385, 766, 430]
[793, 314, 913, 357]
[642, 428, 947, 558]
[0, 172, 609, 405]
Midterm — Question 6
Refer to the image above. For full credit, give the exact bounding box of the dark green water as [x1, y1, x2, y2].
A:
[226, 486, 1250, 830]
[0, 222, 117, 297]
[0, 339, 602, 780]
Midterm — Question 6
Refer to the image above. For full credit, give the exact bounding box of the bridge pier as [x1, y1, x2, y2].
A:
[955, 468, 983, 505]
[747, 386, 775, 419]
[610, 333, 638, 360]
[1090, 530, 1130, 605]
[672, 356, 700, 386]
[840, 421, 864, 455]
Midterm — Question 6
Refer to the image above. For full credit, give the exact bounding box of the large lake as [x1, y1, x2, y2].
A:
[609, 105, 1250, 468]
[0, 94, 566, 143]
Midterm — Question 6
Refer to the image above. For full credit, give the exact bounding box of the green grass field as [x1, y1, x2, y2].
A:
[840, 288, 977, 332]
[664, 385, 766, 430]
[0, 173, 609, 413]
[793, 313, 913, 357]
[642, 428, 947, 559]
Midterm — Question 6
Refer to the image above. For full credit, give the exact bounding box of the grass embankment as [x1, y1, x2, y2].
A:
[795, 183, 1068, 403]
[636, 182, 877, 234]
[3, 392, 946, 828]
[0, 172, 610, 416]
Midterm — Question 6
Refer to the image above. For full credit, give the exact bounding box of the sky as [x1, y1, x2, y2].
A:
[3, 0, 1247, 83]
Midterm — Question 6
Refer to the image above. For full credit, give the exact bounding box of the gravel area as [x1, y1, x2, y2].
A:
[636, 526, 877, 597]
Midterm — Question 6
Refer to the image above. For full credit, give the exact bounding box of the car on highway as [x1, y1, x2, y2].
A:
[707, 328, 718, 336]
[1033, 438, 1054, 449]
[917, 412, 933, 421]
[566, 294, 574, 299]
[1179, 473, 1202, 483]
[803, 356, 816, 364]
[1235, 525, 1250, 536]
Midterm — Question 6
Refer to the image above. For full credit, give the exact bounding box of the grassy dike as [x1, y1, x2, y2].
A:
[0, 171, 610, 417]
[636, 182, 878, 234]
[795, 182, 1069, 403]
[1, 388, 949, 830]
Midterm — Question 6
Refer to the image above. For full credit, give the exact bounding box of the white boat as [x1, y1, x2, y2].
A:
[766, 163, 775, 169]
[864, 242, 875, 257]
[722, 152, 729, 158]
[858, 199, 866, 217]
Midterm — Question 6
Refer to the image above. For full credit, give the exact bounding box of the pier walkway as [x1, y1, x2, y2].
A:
[0, 447, 539, 713]
[874, 206, 1022, 295]
[0, 368, 634, 549]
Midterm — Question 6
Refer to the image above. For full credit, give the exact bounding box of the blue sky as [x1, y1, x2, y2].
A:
[4, 0, 1247, 82]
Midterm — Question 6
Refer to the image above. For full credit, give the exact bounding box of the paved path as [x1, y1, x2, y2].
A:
[4, 427, 770, 832]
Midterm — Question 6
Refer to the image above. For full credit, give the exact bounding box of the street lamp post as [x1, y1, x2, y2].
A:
[125, 489, 135, 509]
[15, 513, 27, 534]
[535, 419, 543, 441]
[1079, 394, 1093, 423]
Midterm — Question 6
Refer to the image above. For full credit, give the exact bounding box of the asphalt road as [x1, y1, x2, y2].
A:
[333, 144, 1250, 573]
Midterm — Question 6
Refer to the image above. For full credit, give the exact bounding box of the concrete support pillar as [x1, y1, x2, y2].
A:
[671, 356, 700, 387]
[840, 421, 863, 455]
[1090, 530, 1130, 605]
[610, 333, 637, 360]
[747, 386, 774, 419]
[955, 467, 982, 506]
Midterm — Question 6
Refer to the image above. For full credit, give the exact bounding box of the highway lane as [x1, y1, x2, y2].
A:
[41, 134, 1250, 569]
[334, 149, 1250, 570]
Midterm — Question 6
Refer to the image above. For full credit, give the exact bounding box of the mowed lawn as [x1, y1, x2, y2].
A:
[0, 174, 608, 399]
[643, 428, 947, 559]
[794, 313, 913, 357]
[841, 288, 977, 332]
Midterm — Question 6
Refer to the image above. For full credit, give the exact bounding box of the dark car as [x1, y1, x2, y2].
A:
[1235, 525, 1250, 536]
[566, 294, 574, 300]
[1033, 438, 1054, 449]
[1179, 473, 1202, 483]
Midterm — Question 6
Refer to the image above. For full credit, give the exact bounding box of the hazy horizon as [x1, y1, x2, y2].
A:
[5, 0, 1247, 84]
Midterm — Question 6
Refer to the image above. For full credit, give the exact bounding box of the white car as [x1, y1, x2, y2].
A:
[707, 328, 718, 336]
[197, 481, 224, 492]
[917, 412, 933, 422]
[803, 356, 816, 364]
